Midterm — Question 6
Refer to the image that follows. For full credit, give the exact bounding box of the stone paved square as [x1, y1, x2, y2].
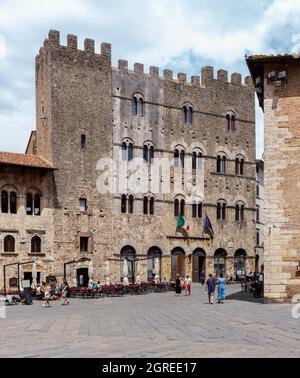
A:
[1, 284, 299, 358]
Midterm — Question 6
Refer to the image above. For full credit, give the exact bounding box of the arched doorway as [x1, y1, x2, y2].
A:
[214, 249, 227, 276]
[147, 247, 162, 282]
[234, 249, 247, 280]
[171, 247, 185, 280]
[120, 245, 136, 284]
[192, 248, 206, 283]
[77, 268, 89, 287]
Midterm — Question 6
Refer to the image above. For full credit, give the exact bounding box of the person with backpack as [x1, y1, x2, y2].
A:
[61, 279, 70, 305]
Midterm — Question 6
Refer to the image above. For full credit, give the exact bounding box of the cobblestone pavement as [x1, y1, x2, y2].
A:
[0, 284, 299, 358]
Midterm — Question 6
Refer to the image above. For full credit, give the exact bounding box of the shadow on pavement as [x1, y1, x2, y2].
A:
[226, 289, 264, 304]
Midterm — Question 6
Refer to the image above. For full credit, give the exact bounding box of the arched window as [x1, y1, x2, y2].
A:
[235, 156, 245, 176]
[138, 98, 144, 117]
[31, 236, 41, 254]
[217, 200, 226, 220]
[26, 193, 33, 215]
[183, 106, 188, 124]
[143, 197, 148, 215]
[192, 150, 203, 171]
[180, 150, 185, 168]
[144, 195, 155, 215]
[121, 195, 127, 214]
[226, 114, 231, 132]
[217, 155, 226, 173]
[121, 143, 127, 161]
[240, 159, 244, 175]
[174, 146, 186, 169]
[143, 145, 148, 162]
[150, 197, 154, 215]
[4, 235, 15, 253]
[10, 192, 17, 214]
[231, 114, 236, 132]
[143, 143, 155, 164]
[235, 202, 245, 222]
[120, 139, 134, 162]
[132, 94, 144, 117]
[121, 194, 134, 214]
[192, 203, 202, 219]
[180, 199, 185, 216]
[188, 107, 193, 125]
[149, 146, 154, 163]
[174, 149, 180, 168]
[128, 143, 134, 161]
[183, 104, 193, 125]
[1, 190, 8, 213]
[174, 199, 179, 217]
[128, 195, 134, 214]
[226, 112, 236, 132]
[34, 194, 41, 216]
[132, 97, 138, 116]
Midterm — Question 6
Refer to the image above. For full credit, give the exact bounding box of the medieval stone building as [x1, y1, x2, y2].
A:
[247, 54, 300, 302]
[0, 30, 256, 289]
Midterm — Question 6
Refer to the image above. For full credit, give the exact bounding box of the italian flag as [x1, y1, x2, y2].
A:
[177, 213, 190, 232]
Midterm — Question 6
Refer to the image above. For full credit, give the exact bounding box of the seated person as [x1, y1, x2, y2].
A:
[162, 277, 169, 284]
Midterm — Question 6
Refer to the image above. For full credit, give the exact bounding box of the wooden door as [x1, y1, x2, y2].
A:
[193, 255, 199, 283]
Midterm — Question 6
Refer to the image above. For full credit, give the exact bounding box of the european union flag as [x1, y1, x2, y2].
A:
[204, 214, 214, 238]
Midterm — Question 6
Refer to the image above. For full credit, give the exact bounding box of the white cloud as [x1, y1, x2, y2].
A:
[0, 0, 299, 156]
[0, 34, 6, 59]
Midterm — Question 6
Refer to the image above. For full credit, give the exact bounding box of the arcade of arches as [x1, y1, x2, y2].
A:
[110, 245, 254, 283]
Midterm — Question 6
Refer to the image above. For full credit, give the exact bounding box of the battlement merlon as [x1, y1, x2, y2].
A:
[42, 30, 251, 89]
[38, 30, 112, 64]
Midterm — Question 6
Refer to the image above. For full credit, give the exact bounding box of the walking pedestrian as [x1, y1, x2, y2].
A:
[184, 275, 192, 296]
[175, 274, 182, 295]
[61, 279, 70, 305]
[200, 271, 205, 286]
[42, 284, 51, 307]
[217, 272, 226, 303]
[206, 274, 216, 304]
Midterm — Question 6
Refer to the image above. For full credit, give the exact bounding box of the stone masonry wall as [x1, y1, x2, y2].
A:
[264, 62, 300, 302]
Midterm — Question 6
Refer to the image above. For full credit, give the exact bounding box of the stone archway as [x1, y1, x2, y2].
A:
[214, 249, 227, 276]
[120, 245, 136, 284]
[192, 248, 206, 283]
[234, 249, 247, 280]
[171, 247, 185, 280]
[147, 247, 162, 282]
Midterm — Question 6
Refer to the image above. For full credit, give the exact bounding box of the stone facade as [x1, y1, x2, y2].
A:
[255, 159, 264, 269]
[0, 30, 257, 289]
[247, 55, 300, 302]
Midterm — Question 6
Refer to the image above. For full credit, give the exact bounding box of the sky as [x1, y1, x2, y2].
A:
[1, 0, 300, 158]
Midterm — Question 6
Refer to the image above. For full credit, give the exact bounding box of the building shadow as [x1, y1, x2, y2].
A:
[226, 289, 264, 304]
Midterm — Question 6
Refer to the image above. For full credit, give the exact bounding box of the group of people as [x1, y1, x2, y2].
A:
[206, 273, 226, 304]
[175, 274, 192, 296]
[36, 279, 70, 307]
[174, 272, 227, 304]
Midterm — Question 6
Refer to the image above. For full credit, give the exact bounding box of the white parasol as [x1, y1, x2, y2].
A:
[105, 260, 110, 276]
[105, 260, 111, 285]
[88, 260, 94, 280]
[32, 261, 37, 288]
[123, 258, 128, 277]
[153, 257, 160, 276]
[123, 258, 129, 286]
[135, 260, 141, 284]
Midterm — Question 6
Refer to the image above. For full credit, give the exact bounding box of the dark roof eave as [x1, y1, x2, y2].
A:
[0, 162, 58, 171]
